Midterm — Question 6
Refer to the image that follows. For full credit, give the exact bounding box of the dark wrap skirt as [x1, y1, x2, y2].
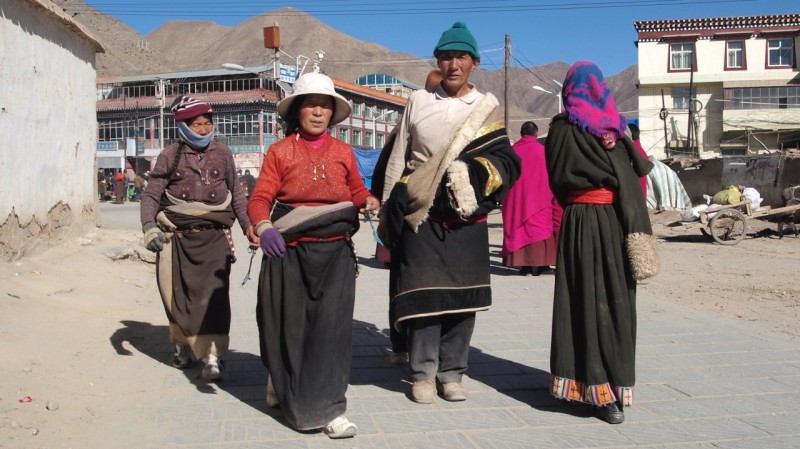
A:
[255, 204, 360, 431]
[156, 207, 236, 359]
[549, 203, 636, 406]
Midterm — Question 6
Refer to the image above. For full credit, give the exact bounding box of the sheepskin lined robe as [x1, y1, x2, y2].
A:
[379, 93, 521, 329]
[545, 114, 654, 407]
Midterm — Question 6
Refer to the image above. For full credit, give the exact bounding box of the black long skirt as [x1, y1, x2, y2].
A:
[549, 203, 637, 407]
[255, 239, 357, 430]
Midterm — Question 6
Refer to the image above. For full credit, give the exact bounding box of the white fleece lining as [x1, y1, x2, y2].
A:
[446, 160, 479, 217]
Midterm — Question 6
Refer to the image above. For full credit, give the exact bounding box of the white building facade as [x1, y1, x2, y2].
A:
[635, 14, 800, 160]
[1, 0, 104, 260]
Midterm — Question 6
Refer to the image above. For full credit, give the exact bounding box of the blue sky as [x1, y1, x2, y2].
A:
[81, 0, 798, 76]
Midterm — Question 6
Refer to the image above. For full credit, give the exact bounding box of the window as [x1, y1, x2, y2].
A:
[352, 129, 362, 146]
[670, 42, 694, 70]
[338, 128, 349, 143]
[726, 41, 745, 69]
[365, 130, 373, 148]
[767, 38, 793, 67]
[672, 87, 696, 109]
[724, 86, 800, 110]
[376, 133, 385, 149]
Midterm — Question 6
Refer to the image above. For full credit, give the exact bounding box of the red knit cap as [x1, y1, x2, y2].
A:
[170, 95, 213, 122]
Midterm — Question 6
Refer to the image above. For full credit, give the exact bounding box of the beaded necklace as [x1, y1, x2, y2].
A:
[297, 131, 327, 182]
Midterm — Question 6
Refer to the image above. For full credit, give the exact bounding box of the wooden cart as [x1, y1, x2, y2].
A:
[671, 200, 800, 245]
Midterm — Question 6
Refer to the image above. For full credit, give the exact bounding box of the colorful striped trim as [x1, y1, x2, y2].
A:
[549, 374, 633, 407]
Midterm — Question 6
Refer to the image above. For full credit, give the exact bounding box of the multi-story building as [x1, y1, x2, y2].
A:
[95, 66, 406, 175]
[635, 14, 800, 160]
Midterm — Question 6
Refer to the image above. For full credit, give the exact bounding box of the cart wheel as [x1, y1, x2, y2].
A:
[709, 208, 747, 245]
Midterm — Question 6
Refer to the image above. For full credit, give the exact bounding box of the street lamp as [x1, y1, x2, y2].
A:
[532, 83, 562, 114]
[367, 106, 390, 149]
[221, 63, 251, 73]
[154, 78, 170, 152]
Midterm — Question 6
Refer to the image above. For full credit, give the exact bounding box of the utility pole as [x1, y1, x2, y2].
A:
[504, 34, 510, 128]
[686, 60, 694, 155]
[155, 78, 168, 152]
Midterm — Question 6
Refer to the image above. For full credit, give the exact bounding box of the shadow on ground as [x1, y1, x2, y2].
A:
[349, 319, 590, 419]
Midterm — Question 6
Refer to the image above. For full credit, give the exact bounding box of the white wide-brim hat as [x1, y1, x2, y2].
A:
[277, 72, 352, 126]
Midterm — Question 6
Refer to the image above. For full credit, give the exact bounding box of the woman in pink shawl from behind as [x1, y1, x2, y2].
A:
[502, 121, 562, 275]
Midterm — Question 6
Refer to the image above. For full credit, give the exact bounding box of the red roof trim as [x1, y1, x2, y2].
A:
[97, 89, 280, 111]
[330, 76, 407, 106]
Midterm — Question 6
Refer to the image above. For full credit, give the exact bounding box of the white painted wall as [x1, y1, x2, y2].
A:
[639, 38, 798, 84]
[0, 0, 102, 256]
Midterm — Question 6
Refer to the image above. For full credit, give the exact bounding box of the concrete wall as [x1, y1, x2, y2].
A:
[670, 155, 800, 207]
[0, 0, 103, 260]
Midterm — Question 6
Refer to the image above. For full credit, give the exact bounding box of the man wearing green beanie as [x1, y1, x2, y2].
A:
[433, 21, 480, 61]
[379, 21, 520, 405]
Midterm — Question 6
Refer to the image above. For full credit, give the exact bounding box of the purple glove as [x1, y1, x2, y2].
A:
[259, 227, 286, 258]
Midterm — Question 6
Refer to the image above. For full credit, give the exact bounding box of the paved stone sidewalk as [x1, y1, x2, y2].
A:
[104, 204, 800, 448]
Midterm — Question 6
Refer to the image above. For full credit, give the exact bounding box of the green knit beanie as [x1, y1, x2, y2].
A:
[433, 21, 479, 60]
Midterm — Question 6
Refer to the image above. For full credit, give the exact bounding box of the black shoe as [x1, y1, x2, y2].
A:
[518, 267, 533, 276]
[536, 266, 555, 275]
[596, 402, 624, 424]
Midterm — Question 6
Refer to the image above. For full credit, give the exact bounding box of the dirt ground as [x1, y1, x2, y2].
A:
[2, 209, 797, 350]
[643, 209, 800, 338]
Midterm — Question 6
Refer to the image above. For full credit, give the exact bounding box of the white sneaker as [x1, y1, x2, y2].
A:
[322, 415, 357, 439]
[201, 354, 224, 381]
[265, 375, 279, 408]
[172, 342, 191, 369]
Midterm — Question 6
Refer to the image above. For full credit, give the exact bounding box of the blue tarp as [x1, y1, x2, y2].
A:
[352, 147, 381, 189]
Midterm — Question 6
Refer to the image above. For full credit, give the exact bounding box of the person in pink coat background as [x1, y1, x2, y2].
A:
[628, 123, 649, 198]
[501, 121, 562, 275]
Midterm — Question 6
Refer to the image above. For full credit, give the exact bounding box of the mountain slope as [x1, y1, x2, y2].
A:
[146, 8, 436, 85]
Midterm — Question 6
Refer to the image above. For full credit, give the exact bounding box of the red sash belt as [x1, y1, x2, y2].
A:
[567, 187, 617, 205]
[427, 215, 488, 230]
[286, 234, 351, 247]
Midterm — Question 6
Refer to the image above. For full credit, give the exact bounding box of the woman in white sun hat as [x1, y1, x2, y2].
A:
[247, 71, 380, 439]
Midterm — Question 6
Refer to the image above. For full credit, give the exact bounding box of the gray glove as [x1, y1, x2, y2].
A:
[143, 222, 166, 252]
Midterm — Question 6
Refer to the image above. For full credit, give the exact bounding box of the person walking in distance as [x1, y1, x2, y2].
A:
[501, 121, 562, 276]
[140, 95, 258, 382]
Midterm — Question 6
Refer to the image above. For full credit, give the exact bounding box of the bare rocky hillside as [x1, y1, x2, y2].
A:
[51, 0, 168, 76]
[53, 1, 638, 124]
